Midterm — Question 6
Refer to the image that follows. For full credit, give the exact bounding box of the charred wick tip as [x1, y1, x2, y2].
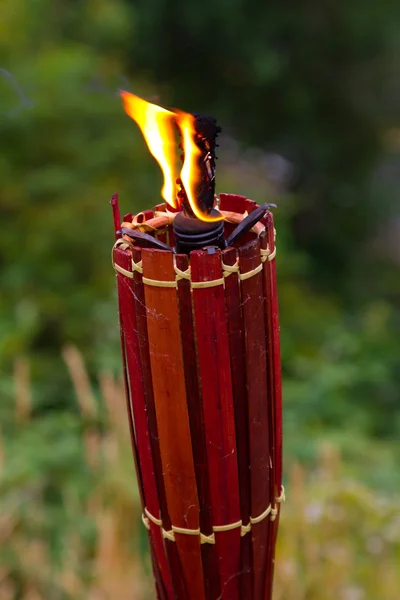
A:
[193, 113, 221, 214]
[193, 113, 222, 143]
[176, 113, 222, 217]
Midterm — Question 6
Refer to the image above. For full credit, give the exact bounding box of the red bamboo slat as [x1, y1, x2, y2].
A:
[260, 219, 283, 600]
[113, 246, 173, 598]
[222, 246, 253, 600]
[114, 247, 143, 504]
[268, 222, 282, 500]
[191, 249, 241, 600]
[131, 247, 187, 600]
[238, 238, 271, 600]
[150, 542, 167, 600]
[258, 224, 275, 599]
[176, 253, 221, 600]
[219, 193, 257, 214]
[141, 248, 206, 600]
[111, 193, 121, 240]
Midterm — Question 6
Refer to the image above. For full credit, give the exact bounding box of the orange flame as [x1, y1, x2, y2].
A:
[121, 91, 178, 208]
[120, 91, 223, 222]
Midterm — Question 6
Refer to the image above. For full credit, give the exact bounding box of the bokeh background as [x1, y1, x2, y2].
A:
[1, 1, 400, 598]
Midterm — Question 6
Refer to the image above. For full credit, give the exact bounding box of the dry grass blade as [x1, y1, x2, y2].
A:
[62, 345, 101, 467]
[62, 344, 97, 419]
[98, 369, 127, 432]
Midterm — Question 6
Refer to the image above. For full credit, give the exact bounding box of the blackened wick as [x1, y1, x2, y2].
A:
[177, 114, 221, 217]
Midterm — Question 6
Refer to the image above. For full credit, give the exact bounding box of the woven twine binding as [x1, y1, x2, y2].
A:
[112, 241, 277, 286]
[141, 486, 285, 545]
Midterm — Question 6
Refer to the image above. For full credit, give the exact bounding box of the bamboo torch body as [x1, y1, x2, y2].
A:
[112, 193, 283, 600]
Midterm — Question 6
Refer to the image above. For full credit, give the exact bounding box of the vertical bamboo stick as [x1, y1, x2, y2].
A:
[132, 247, 187, 600]
[191, 249, 241, 600]
[110, 193, 121, 241]
[176, 253, 222, 600]
[223, 246, 253, 599]
[269, 222, 282, 504]
[267, 220, 283, 567]
[238, 238, 271, 600]
[142, 248, 206, 600]
[260, 217, 283, 600]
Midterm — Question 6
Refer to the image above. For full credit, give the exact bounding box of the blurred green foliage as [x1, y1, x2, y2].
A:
[1, 0, 399, 475]
[0, 2, 400, 595]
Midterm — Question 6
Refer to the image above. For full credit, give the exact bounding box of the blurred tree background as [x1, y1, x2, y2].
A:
[0, 0, 399, 598]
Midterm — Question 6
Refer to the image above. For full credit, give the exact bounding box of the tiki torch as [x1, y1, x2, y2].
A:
[111, 91, 284, 600]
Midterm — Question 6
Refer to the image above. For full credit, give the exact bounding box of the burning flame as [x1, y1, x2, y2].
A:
[121, 91, 178, 208]
[120, 91, 223, 222]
